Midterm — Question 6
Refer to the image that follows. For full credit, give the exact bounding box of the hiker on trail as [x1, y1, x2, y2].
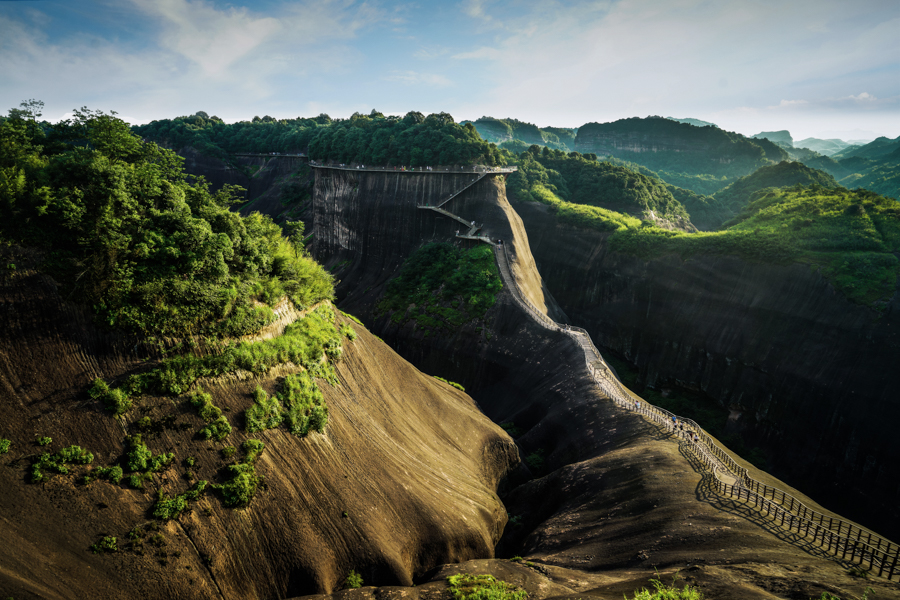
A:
[672, 416, 677, 430]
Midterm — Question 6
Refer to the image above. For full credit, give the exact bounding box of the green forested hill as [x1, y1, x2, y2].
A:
[507, 147, 693, 230]
[1, 108, 334, 338]
[684, 161, 840, 230]
[574, 117, 790, 194]
[135, 110, 506, 167]
[467, 117, 575, 151]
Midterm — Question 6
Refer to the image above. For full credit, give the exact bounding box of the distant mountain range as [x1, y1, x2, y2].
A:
[666, 116, 718, 128]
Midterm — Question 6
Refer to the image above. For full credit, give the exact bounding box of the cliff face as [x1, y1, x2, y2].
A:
[513, 198, 900, 541]
[311, 169, 565, 321]
[307, 168, 900, 599]
[0, 262, 517, 599]
[177, 147, 311, 219]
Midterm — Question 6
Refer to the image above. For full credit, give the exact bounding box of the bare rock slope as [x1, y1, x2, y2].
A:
[0, 262, 518, 599]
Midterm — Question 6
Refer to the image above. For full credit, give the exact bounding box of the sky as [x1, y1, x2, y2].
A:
[2, 0, 900, 141]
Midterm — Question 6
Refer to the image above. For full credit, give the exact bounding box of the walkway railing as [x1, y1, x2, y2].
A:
[491, 244, 900, 580]
[310, 162, 516, 175]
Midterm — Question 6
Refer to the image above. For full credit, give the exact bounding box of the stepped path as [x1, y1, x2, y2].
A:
[313, 161, 900, 580]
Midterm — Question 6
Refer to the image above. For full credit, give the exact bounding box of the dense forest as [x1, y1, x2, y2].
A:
[507, 146, 693, 229]
[574, 116, 790, 191]
[466, 117, 576, 152]
[135, 110, 507, 168]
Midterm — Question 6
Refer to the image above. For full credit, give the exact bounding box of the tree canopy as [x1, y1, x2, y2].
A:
[1, 104, 333, 338]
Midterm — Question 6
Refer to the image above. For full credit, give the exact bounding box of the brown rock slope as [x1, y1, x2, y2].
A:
[0, 264, 518, 599]
[306, 168, 900, 599]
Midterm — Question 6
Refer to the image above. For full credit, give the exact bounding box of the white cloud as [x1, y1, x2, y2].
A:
[451, 46, 502, 60]
[131, 0, 282, 77]
[383, 70, 453, 87]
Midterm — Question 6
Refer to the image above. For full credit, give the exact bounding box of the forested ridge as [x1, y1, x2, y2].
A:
[1, 104, 333, 339]
[135, 109, 507, 167]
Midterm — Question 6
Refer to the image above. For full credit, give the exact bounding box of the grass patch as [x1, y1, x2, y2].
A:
[0, 438, 10, 454]
[124, 304, 343, 397]
[90, 536, 119, 554]
[344, 569, 364, 589]
[433, 376, 465, 391]
[446, 574, 527, 600]
[89, 378, 133, 415]
[152, 480, 209, 520]
[31, 445, 94, 483]
[277, 372, 328, 437]
[378, 243, 502, 330]
[626, 572, 703, 599]
[245, 385, 283, 433]
[212, 440, 265, 507]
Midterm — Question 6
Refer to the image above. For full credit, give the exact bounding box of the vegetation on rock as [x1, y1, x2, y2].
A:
[0, 107, 334, 339]
[134, 109, 507, 167]
[379, 243, 502, 330]
[446, 574, 527, 600]
[508, 146, 692, 228]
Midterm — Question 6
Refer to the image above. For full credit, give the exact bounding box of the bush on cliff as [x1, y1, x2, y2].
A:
[378, 243, 502, 330]
[0, 106, 334, 339]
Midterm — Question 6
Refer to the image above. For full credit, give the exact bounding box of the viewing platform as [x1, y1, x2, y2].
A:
[234, 152, 307, 158]
[309, 161, 517, 174]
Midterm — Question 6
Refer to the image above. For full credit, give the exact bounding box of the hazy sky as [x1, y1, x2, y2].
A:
[2, 0, 899, 140]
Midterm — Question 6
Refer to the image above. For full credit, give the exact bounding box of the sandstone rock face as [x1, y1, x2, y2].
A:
[307, 169, 900, 600]
[310, 169, 566, 322]
[513, 198, 900, 541]
[0, 264, 518, 598]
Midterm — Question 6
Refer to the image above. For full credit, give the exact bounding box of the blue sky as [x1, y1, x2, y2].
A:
[2, 0, 899, 140]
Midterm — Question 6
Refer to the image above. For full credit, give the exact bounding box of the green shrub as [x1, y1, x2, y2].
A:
[36, 436, 52, 446]
[626, 573, 703, 600]
[215, 463, 261, 507]
[241, 439, 265, 463]
[499, 422, 523, 437]
[153, 481, 208, 520]
[345, 569, 364, 589]
[30, 445, 94, 483]
[83, 465, 124, 485]
[199, 416, 232, 442]
[245, 385, 283, 432]
[379, 243, 502, 331]
[278, 372, 328, 437]
[0, 438, 10, 454]
[446, 574, 527, 600]
[90, 536, 119, 554]
[433, 376, 465, 391]
[340, 323, 357, 340]
[88, 378, 132, 415]
[189, 389, 222, 422]
[524, 450, 546, 472]
[220, 446, 236, 460]
[124, 434, 153, 472]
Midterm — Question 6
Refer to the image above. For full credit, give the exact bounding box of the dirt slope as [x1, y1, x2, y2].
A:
[0, 263, 518, 599]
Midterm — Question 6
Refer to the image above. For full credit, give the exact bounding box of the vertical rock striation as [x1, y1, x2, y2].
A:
[514, 198, 900, 541]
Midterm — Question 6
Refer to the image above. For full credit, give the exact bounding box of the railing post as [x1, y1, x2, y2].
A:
[886, 549, 898, 581]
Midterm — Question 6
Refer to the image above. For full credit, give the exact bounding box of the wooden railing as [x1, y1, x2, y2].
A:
[491, 245, 900, 580]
